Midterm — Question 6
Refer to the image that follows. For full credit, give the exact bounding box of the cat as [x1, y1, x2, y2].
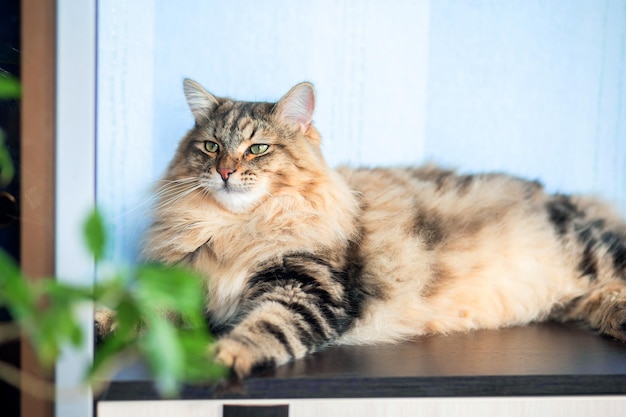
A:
[134, 79, 626, 378]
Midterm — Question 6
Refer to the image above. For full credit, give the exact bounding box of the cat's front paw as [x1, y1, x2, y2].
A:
[94, 307, 117, 344]
[214, 337, 275, 379]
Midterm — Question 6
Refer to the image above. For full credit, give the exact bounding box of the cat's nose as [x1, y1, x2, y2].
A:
[217, 167, 235, 182]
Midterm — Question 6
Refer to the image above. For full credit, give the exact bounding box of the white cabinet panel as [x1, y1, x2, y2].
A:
[98, 397, 626, 417]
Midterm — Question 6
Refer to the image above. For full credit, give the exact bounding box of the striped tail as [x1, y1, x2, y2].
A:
[546, 194, 626, 340]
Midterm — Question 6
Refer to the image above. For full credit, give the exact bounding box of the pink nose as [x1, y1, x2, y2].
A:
[217, 167, 235, 181]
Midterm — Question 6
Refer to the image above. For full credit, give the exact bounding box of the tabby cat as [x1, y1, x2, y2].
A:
[140, 79, 626, 378]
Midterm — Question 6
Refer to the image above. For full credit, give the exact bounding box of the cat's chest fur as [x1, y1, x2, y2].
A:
[179, 179, 361, 325]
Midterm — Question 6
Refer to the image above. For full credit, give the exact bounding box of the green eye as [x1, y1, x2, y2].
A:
[204, 141, 219, 153]
[249, 144, 269, 155]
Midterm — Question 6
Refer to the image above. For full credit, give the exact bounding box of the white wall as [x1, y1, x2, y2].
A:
[97, 0, 626, 264]
[425, 0, 626, 200]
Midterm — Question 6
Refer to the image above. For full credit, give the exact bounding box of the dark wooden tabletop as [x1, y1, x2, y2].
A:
[98, 321, 626, 401]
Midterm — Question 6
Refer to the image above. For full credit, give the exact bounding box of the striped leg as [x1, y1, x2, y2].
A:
[214, 254, 358, 378]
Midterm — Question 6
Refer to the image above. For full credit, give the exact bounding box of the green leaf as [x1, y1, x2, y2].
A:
[0, 129, 15, 187]
[87, 335, 135, 383]
[83, 210, 107, 262]
[0, 73, 20, 100]
[24, 297, 86, 367]
[140, 316, 184, 396]
[134, 264, 206, 317]
[0, 250, 35, 317]
[113, 298, 143, 338]
[177, 329, 226, 382]
[0, 248, 22, 286]
[92, 274, 128, 308]
[38, 279, 94, 303]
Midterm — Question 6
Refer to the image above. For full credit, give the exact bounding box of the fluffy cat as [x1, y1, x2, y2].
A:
[139, 79, 626, 378]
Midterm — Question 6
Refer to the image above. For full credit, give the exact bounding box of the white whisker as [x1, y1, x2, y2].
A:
[151, 177, 206, 211]
[154, 186, 201, 210]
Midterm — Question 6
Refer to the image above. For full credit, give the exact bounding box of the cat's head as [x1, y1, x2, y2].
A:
[165, 79, 326, 213]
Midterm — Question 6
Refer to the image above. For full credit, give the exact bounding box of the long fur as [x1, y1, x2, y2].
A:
[140, 79, 626, 378]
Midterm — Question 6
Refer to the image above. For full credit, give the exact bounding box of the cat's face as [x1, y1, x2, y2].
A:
[165, 79, 320, 213]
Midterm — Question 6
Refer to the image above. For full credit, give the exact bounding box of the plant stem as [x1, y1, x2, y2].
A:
[0, 359, 55, 400]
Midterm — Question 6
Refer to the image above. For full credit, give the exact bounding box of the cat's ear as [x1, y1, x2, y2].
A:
[183, 78, 220, 122]
[274, 82, 315, 134]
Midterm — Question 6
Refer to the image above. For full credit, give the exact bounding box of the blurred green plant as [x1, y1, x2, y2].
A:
[0, 71, 18, 186]
[0, 210, 226, 397]
[0, 71, 20, 99]
[85, 211, 226, 395]
[0, 72, 225, 398]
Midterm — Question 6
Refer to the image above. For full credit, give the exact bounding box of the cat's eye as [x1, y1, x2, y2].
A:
[204, 141, 219, 153]
[249, 144, 269, 155]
